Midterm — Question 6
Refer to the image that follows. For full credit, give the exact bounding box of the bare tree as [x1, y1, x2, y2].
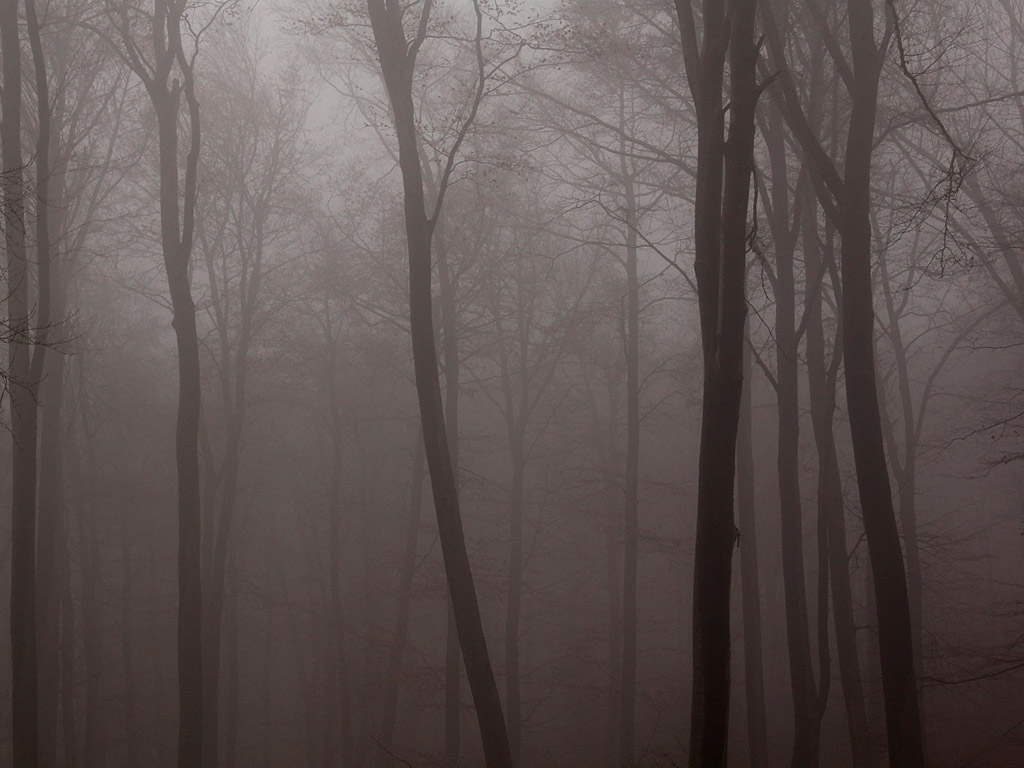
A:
[100, 1, 223, 763]
[763, 0, 925, 761]
[673, 0, 761, 762]
[364, 1, 512, 765]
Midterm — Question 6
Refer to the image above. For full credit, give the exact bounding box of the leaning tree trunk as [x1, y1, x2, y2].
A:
[366, 3, 511, 766]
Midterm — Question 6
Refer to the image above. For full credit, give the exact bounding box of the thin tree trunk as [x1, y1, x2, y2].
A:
[736, 329, 768, 768]
[505, 446, 525, 766]
[437, 224, 463, 768]
[3, 0, 42, 761]
[60, 563, 77, 768]
[222, 569, 239, 768]
[804, 198, 874, 768]
[619, 168, 640, 768]
[69, 378, 102, 766]
[120, 516, 141, 768]
[117, 5, 208, 760]
[762, 107, 821, 768]
[840, 3, 924, 762]
[324, 403, 354, 768]
[28, 1, 61, 761]
[366, 4, 511, 765]
[379, 435, 427, 758]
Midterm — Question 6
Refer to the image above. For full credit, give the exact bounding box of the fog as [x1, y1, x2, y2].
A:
[0, 1, 1021, 767]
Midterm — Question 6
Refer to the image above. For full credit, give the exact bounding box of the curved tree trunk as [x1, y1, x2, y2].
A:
[839, 4, 924, 761]
[366, 3, 511, 765]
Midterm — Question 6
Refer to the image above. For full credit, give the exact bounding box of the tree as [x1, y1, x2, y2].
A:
[364, 1, 512, 766]
[101, 1, 221, 763]
[2, 0, 45, 763]
[194, 27, 309, 766]
[762, 0, 925, 762]
[673, 0, 761, 762]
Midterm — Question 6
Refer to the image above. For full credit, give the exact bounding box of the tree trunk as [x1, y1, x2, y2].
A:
[60, 565, 77, 768]
[28, 1, 61, 761]
[676, 0, 759, 763]
[437, 221, 464, 768]
[804, 198, 874, 768]
[3, 0, 40, 762]
[120, 516, 141, 768]
[736, 330, 769, 768]
[222, 581, 239, 768]
[839, 3, 924, 762]
[366, 4, 511, 765]
[617, 152, 641, 768]
[379, 435, 427, 759]
[505, 446, 525, 766]
[763, 108, 821, 768]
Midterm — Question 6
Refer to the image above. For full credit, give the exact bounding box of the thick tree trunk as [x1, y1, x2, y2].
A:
[155, 97, 205, 768]
[677, 0, 759, 763]
[736, 332, 768, 768]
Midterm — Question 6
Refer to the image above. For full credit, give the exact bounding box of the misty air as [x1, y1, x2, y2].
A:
[0, 1, 1020, 767]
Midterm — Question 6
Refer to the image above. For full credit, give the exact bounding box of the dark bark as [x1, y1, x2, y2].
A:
[675, 0, 760, 763]
[366, 3, 511, 766]
[839, 4, 924, 762]
[804, 197, 874, 768]
[28, 2, 63, 761]
[761, 107, 821, 768]
[736, 332, 769, 768]
[763, 1, 925, 760]
[3, 1, 40, 763]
